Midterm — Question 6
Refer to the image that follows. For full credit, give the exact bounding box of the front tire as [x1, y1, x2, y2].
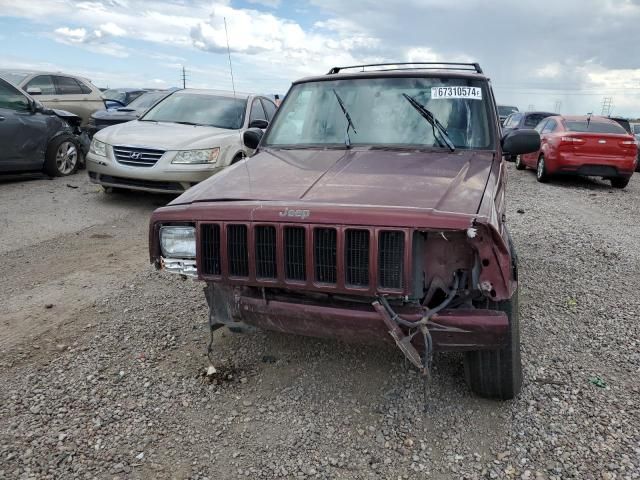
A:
[610, 177, 630, 189]
[44, 136, 80, 177]
[515, 155, 525, 170]
[536, 155, 549, 183]
[464, 287, 522, 400]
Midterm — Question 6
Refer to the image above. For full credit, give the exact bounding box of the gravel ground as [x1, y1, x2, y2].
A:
[0, 166, 639, 479]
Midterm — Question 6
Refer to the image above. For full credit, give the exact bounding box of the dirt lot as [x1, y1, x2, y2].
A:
[1, 168, 639, 480]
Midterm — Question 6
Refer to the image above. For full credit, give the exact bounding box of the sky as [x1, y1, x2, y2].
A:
[2, 0, 640, 116]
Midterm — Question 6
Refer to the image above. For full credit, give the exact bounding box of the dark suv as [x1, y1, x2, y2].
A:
[149, 63, 540, 399]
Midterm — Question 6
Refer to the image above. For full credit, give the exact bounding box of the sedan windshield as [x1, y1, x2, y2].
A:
[264, 77, 492, 149]
[1, 72, 29, 86]
[128, 91, 170, 110]
[103, 89, 128, 104]
[141, 92, 247, 129]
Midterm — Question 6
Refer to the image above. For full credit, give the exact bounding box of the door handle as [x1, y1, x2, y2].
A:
[0, 116, 5, 121]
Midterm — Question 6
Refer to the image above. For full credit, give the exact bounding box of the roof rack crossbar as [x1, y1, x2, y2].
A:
[327, 62, 483, 75]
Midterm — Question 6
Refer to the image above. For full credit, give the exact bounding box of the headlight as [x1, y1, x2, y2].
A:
[172, 148, 220, 164]
[90, 139, 107, 157]
[160, 226, 196, 258]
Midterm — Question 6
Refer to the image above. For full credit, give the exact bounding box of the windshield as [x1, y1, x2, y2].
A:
[1, 72, 29, 86]
[524, 113, 552, 127]
[128, 91, 169, 110]
[633, 124, 640, 134]
[103, 89, 128, 103]
[565, 121, 627, 134]
[263, 77, 492, 149]
[498, 105, 518, 116]
[140, 92, 247, 129]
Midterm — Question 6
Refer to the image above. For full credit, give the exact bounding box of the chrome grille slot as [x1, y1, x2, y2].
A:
[113, 146, 165, 167]
[227, 225, 249, 277]
[378, 231, 404, 289]
[201, 224, 221, 275]
[345, 229, 370, 287]
[284, 227, 306, 281]
[314, 228, 337, 284]
[255, 226, 277, 279]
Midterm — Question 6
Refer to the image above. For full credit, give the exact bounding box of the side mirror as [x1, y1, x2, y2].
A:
[26, 87, 42, 96]
[502, 129, 540, 156]
[248, 119, 268, 129]
[243, 128, 264, 150]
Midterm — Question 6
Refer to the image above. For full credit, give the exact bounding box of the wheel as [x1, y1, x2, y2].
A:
[231, 153, 245, 165]
[506, 155, 516, 163]
[515, 155, 525, 170]
[610, 177, 630, 189]
[464, 288, 522, 400]
[464, 232, 522, 400]
[536, 155, 549, 183]
[44, 136, 79, 177]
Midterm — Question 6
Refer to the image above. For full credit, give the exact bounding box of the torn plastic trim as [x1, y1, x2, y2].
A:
[160, 256, 197, 276]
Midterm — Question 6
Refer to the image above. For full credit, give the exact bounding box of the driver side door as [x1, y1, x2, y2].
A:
[0, 79, 50, 172]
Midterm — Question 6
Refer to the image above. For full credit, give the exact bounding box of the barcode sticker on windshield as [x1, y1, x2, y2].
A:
[431, 87, 482, 100]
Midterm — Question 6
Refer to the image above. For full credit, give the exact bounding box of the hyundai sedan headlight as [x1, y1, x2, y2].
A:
[172, 148, 220, 164]
[90, 139, 107, 157]
[160, 226, 196, 258]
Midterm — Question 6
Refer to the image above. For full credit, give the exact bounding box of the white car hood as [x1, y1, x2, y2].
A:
[95, 120, 240, 150]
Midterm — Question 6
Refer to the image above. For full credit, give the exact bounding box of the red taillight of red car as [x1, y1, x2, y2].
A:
[560, 136, 586, 144]
[618, 140, 637, 148]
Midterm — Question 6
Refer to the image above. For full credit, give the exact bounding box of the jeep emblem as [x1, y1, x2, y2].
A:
[279, 208, 310, 219]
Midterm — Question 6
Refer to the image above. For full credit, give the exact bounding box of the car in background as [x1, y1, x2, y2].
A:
[516, 115, 637, 188]
[0, 77, 87, 176]
[502, 111, 557, 160]
[0, 69, 104, 126]
[87, 90, 173, 136]
[87, 89, 277, 193]
[102, 88, 154, 109]
[498, 105, 519, 125]
[632, 123, 640, 141]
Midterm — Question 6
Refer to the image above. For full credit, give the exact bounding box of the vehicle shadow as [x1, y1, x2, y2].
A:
[96, 188, 180, 208]
[519, 168, 618, 191]
[0, 173, 53, 185]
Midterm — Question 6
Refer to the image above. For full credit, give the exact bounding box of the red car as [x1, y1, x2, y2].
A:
[516, 115, 637, 188]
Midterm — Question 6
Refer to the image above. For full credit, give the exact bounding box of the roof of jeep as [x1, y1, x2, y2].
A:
[293, 69, 489, 85]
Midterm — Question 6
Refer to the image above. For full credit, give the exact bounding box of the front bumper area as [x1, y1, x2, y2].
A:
[86, 150, 223, 194]
[206, 285, 509, 351]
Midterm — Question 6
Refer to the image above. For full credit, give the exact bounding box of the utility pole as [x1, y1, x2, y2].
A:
[181, 65, 188, 89]
[601, 97, 613, 116]
[554, 100, 562, 113]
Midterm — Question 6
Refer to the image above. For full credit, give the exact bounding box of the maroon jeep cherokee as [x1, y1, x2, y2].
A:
[149, 63, 540, 399]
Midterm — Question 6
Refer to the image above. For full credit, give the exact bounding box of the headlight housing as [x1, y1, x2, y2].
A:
[90, 139, 107, 157]
[172, 148, 220, 164]
[160, 226, 196, 258]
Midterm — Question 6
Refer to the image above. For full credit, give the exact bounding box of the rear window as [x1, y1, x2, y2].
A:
[565, 121, 626, 134]
[524, 113, 552, 128]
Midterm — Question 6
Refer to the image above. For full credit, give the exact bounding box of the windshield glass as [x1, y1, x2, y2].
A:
[524, 113, 552, 127]
[1, 72, 29, 86]
[633, 124, 640, 134]
[565, 121, 626, 134]
[498, 105, 518, 116]
[103, 89, 128, 103]
[128, 91, 169, 110]
[263, 77, 492, 149]
[141, 92, 247, 129]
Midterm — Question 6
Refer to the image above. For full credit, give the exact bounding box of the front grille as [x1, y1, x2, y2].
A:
[255, 226, 277, 279]
[198, 223, 408, 294]
[201, 224, 221, 275]
[227, 225, 249, 277]
[378, 231, 404, 289]
[284, 227, 306, 281]
[113, 146, 165, 167]
[345, 229, 370, 287]
[314, 228, 337, 284]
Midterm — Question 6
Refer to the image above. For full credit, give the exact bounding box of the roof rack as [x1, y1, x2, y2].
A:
[327, 62, 483, 75]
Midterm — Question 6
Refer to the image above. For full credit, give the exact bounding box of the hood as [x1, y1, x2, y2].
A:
[51, 108, 82, 128]
[92, 108, 142, 122]
[173, 148, 495, 215]
[95, 120, 239, 150]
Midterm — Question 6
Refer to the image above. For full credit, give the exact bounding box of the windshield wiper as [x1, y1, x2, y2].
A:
[174, 121, 204, 126]
[402, 93, 455, 152]
[332, 89, 357, 148]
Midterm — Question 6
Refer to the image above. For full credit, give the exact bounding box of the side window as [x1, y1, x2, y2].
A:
[25, 75, 56, 95]
[0, 79, 30, 111]
[77, 80, 93, 94]
[542, 119, 556, 134]
[53, 76, 84, 95]
[535, 119, 548, 133]
[508, 113, 522, 128]
[261, 98, 277, 121]
[249, 98, 266, 123]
